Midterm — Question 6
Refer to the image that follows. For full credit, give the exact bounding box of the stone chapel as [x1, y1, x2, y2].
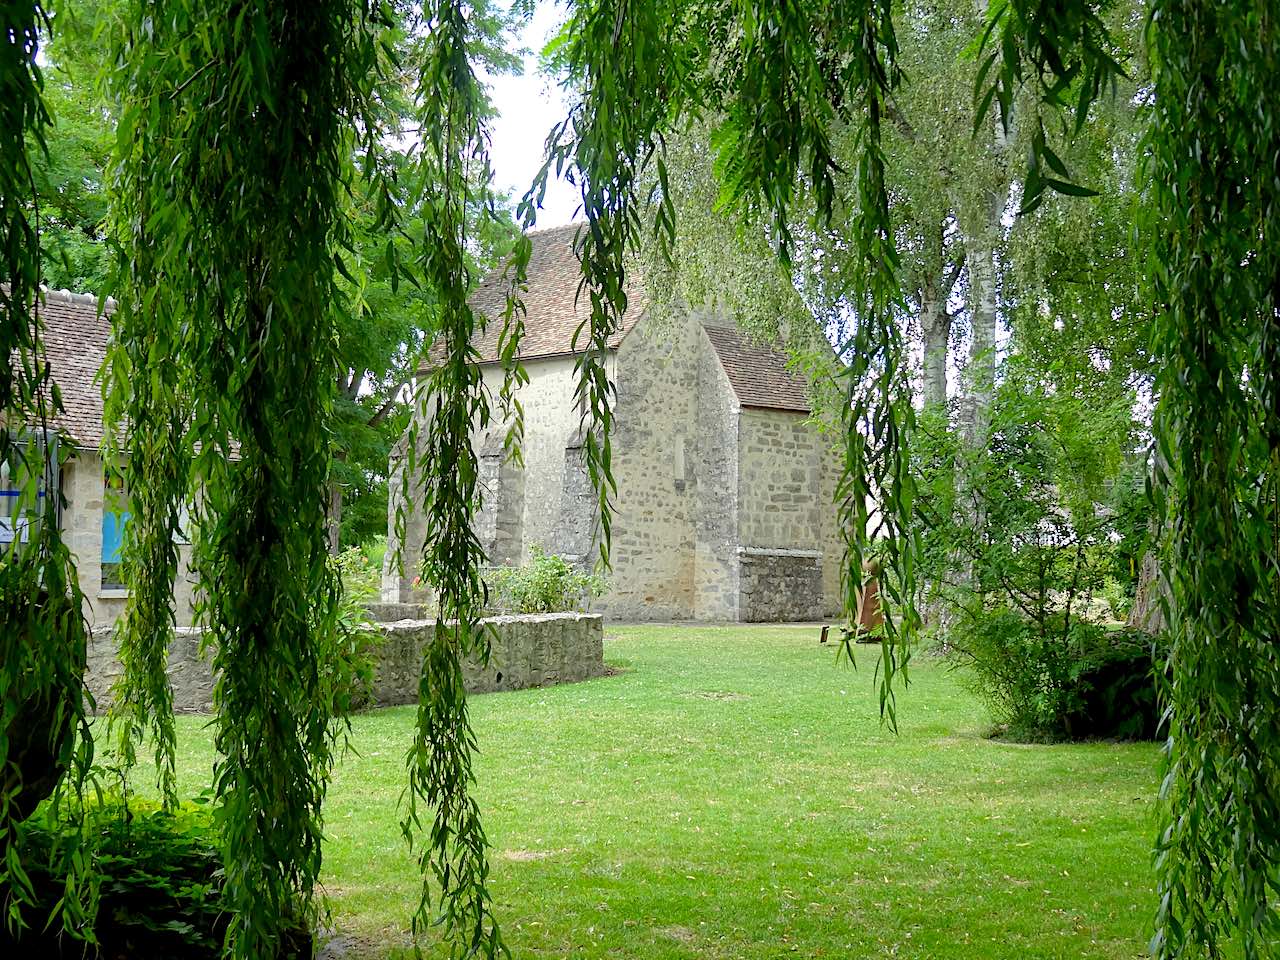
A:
[384, 224, 844, 621]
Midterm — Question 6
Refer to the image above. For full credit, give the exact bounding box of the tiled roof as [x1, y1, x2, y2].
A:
[430, 223, 646, 368]
[703, 325, 811, 413]
[32, 289, 114, 449]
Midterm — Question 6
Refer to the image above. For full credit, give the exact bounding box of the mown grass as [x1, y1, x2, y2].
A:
[154, 624, 1159, 959]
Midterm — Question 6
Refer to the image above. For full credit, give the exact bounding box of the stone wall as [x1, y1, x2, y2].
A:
[368, 613, 604, 703]
[551, 430, 597, 562]
[63, 451, 198, 630]
[365, 601, 432, 622]
[476, 430, 525, 566]
[85, 613, 604, 713]
[484, 355, 590, 564]
[384, 356, 591, 603]
[691, 318, 741, 620]
[86, 626, 214, 713]
[738, 548, 826, 622]
[737, 408, 842, 619]
[600, 311, 702, 619]
[384, 305, 845, 623]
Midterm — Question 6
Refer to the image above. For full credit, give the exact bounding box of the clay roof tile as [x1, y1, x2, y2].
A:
[427, 223, 646, 368]
[26, 289, 114, 449]
[703, 325, 811, 414]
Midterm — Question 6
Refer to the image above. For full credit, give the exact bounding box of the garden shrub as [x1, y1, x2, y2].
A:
[4, 794, 310, 958]
[912, 358, 1159, 741]
[1062, 628, 1166, 741]
[322, 546, 385, 713]
[484, 546, 606, 614]
[952, 607, 1163, 741]
[335, 538, 383, 604]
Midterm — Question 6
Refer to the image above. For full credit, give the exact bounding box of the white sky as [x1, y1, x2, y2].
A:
[484, 4, 581, 228]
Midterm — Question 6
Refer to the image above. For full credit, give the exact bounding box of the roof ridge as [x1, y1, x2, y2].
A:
[525, 221, 582, 237]
[40, 286, 116, 311]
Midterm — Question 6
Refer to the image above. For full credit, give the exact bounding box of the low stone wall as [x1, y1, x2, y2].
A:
[86, 627, 215, 714]
[86, 613, 605, 714]
[369, 613, 604, 704]
[365, 601, 432, 622]
[738, 548, 825, 622]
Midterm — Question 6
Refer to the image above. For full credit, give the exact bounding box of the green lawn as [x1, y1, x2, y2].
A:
[155, 624, 1159, 959]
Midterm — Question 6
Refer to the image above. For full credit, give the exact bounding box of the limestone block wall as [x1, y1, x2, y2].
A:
[738, 548, 825, 621]
[692, 321, 741, 620]
[383, 307, 845, 623]
[602, 313, 701, 619]
[85, 613, 604, 713]
[476, 431, 525, 565]
[365, 601, 432, 621]
[480, 355, 590, 564]
[552, 430, 597, 562]
[817, 431, 844, 617]
[384, 356, 594, 603]
[86, 626, 214, 713]
[368, 613, 605, 703]
[737, 408, 842, 619]
[62, 451, 197, 630]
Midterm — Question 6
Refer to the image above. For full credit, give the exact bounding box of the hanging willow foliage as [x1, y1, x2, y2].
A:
[1143, 1, 1280, 956]
[399, 2, 529, 952]
[23, 2, 1274, 960]
[976, 0, 1279, 952]
[1, 0, 96, 938]
[529, 0, 916, 717]
[107, 1, 393, 956]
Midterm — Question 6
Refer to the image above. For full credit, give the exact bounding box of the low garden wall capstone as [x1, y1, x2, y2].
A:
[85, 612, 605, 714]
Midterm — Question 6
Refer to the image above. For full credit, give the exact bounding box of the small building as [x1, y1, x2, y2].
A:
[385, 225, 844, 621]
[9, 290, 197, 628]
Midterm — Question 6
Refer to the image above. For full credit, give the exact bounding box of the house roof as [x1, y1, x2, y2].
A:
[703, 325, 811, 413]
[32, 289, 114, 449]
[429, 223, 646, 369]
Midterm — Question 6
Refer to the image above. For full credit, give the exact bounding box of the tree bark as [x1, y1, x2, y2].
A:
[922, 254, 963, 410]
[962, 231, 999, 446]
[328, 479, 342, 555]
[1128, 551, 1169, 634]
[921, 282, 950, 410]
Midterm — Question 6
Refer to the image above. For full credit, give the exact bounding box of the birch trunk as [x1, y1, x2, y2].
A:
[921, 285, 950, 410]
[963, 231, 999, 446]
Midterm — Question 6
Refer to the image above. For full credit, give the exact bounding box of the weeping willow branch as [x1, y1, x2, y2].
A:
[533, 0, 914, 723]
[0, 0, 96, 947]
[1144, 2, 1280, 956]
[402, 2, 528, 955]
[523, 0, 693, 569]
[970, 0, 1278, 951]
[1, 0, 96, 940]
[104, 122, 186, 809]
[108, 2, 391, 956]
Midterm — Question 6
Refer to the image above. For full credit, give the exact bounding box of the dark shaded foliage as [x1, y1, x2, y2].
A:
[6, 797, 309, 959]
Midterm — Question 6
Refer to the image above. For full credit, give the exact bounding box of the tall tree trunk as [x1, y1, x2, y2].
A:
[962, 230, 999, 446]
[961, 0, 1010, 448]
[922, 283, 950, 410]
[327, 446, 347, 556]
[327, 479, 342, 555]
[1128, 550, 1169, 634]
[951, 28, 1011, 631]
